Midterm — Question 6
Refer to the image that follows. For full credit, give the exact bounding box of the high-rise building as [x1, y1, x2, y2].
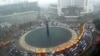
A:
[57, 0, 93, 16]
[74, 0, 85, 7]
[83, 0, 94, 13]
[57, 0, 74, 16]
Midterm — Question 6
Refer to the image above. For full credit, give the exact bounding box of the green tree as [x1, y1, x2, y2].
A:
[93, 18, 100, 31]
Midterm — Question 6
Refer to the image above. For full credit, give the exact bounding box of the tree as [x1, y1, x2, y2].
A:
[93, 18, 100, 31]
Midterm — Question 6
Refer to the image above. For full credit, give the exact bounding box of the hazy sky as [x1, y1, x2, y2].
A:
[0, 0, 100, 5]
[0, 0, 57, 5]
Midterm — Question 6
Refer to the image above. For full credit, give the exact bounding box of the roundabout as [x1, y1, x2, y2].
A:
[19, 26, 78, 53]
[25, 27, 72, 48]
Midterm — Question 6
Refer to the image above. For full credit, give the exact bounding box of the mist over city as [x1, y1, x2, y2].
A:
[0, 0, 100, 56]
[0, 0, 100, 6]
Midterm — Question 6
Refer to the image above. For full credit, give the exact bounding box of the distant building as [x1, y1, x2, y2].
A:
[74, 0, 85, 7]
[47, 4, 58, 15]
[57, 0, 94, 17]
[57, 0, 74, 16]
[0, 22, 12, 28]
[93, 4, 100, 12]
[81, 0, 94, 14]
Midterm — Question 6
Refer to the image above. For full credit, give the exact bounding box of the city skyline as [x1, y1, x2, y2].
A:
[0, 0, 100, 6]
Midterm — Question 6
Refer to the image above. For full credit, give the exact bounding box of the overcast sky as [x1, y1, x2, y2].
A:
[0, 0, 57, 5]
[0, 0, 100, 5]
